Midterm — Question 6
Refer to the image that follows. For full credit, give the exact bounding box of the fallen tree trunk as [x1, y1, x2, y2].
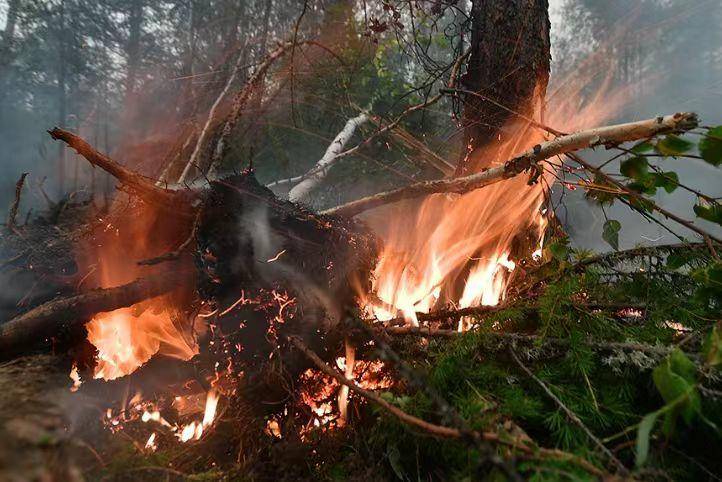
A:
[322, 112, 699, 218]
[0, 272, 179, 359]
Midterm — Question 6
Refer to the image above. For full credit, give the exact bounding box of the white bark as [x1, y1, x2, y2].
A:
[280, 111, 369, 202]
[322, 112, 699, 218]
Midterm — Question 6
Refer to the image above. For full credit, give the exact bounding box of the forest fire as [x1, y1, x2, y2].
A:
[362, 71, 631, 328]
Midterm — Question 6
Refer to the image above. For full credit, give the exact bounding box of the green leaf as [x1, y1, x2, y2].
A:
[627, 175, 657, 196]
[602, 219, 621, 250]
[666, 252, 694, 270]
[652, 349, 700, 429]
[620, 156, 649, 180]
[635, 411, 659, 468]
[631, 140, 654, 153]
[693, 202, 722, 226]
[703, 323, 722, 366]
[699, 126, 722, 166]
[548, 237, 570, 261]
[651, 171, 679, 193]
[656, 134, 694, 157]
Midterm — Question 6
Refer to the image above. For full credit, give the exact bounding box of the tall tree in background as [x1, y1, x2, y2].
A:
[0, 0, 20, 123]
[457, 0, 551, 175]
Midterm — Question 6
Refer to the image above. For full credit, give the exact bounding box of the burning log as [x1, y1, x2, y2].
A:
[2, 128, 379, 412]
[323, 112, 699, 218]
[0, 272, 180, 359]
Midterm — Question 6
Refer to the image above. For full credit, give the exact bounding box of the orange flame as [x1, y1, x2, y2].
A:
[363, 68, 631, 326]
[87, 305, 198, 380]
[80, 204, 198, 380]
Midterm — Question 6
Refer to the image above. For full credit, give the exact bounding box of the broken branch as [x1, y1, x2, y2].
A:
[322, 113, 699, 218]
[287, 335, 605, 477]
[6, 172, 28, 232]
[48, 128, 195, 215]
[0, 272, 180, 359]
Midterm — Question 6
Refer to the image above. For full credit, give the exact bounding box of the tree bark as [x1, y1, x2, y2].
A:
[457, 0, 551, 175]
[322, 112, 698, 218]
[0, 273, 179, 360]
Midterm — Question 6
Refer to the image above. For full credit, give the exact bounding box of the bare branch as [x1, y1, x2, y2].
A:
[322, 113, 699, 218]
[6, 172, 28, 232]
[48, 128, 194, 215]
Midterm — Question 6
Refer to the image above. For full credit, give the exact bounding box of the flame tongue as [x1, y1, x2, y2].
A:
[364, 72, 625, 325]
[87, 304, 198, 380]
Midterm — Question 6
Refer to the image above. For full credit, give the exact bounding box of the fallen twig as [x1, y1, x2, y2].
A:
[323, 113, 698, 218]
[288, 335, 605, 477]
[509, 347, 629, 475]
[6, 172, 28, 233]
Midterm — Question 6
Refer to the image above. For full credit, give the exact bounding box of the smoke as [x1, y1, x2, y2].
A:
[549, 0, 722, 250]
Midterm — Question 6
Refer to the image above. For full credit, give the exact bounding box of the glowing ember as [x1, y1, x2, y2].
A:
[145, 432, 157, 451]
[69, 364, 82, 392]
[176, 389, 220, 443]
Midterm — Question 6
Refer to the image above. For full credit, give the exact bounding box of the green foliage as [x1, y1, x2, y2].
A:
[699, 126, 722, 166]
[692, 261, 722, 304]
[693, 201, 722, 226]
[652, 349, 700, 430]
[620, 156, 649, 179]
[602, 219, 621, 250]
[655, 134, 694, 156]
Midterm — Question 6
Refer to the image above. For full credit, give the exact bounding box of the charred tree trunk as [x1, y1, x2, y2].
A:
[457, 0, 551, 175]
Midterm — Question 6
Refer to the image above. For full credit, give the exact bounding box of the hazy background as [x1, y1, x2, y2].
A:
[0, 0, 720, 250]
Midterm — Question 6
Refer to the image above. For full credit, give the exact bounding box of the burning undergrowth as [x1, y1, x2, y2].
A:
[65, 171, 384, 464]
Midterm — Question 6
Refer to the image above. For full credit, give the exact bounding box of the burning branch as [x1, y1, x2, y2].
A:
[0, 272, 180, 359]
[322, 113, 699, 218]
[48, 128, 195, 215]
[287, 335, 606, 477]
